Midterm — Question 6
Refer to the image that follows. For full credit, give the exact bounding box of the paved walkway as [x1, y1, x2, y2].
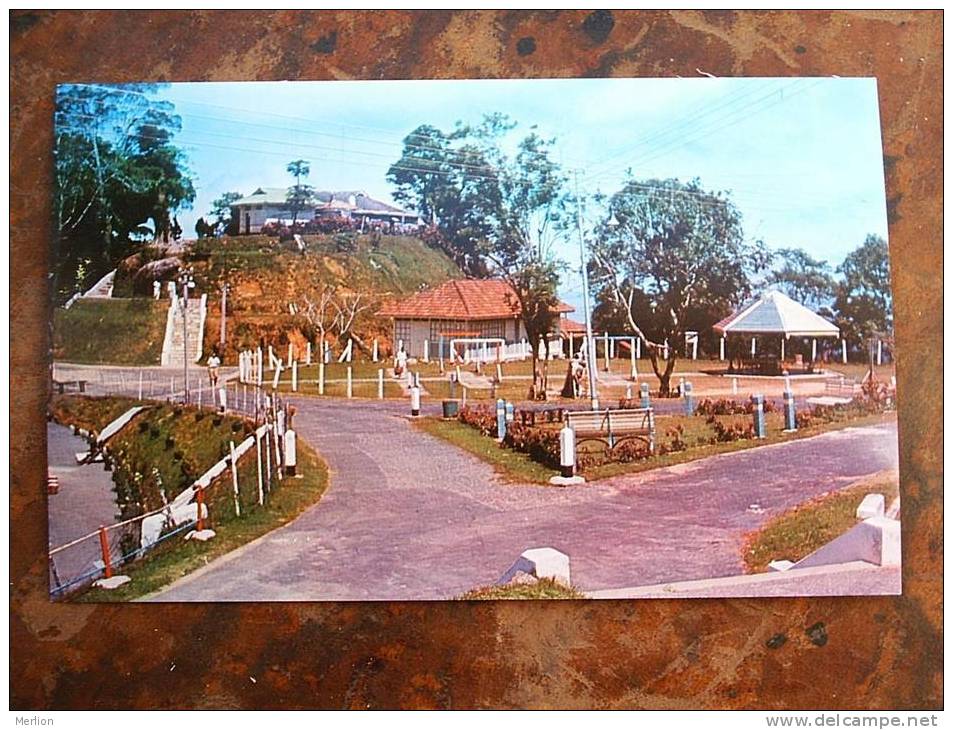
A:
[147, 397, 899, 602]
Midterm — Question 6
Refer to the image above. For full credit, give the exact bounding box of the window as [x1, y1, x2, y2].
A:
[394, 321, 412, 350]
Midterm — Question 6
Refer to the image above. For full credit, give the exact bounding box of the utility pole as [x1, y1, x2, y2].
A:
[573, 170, 600, 410]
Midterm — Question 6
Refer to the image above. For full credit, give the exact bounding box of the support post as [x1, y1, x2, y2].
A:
[877, 339, 883, 366]
[812, 338, 817, 362]
[842, 339, 848, 364]
[410, 385, 421, 417]
[630, 338, 637, 380]
[284, 428, 297, 476]
[346, 366, 353, 398]
[196, 486, 205, 531]
[98, 526, 112, 579]
[496, 398, 506, 441]
[138, 370, 143, 400]
[372, 338, 379, 362]
[377, 369, 384, 399]
[306, 341, 312, 365]
[292, 360, 298, 392]
[229, 441, 241, 517]
[783, 387, 797, 432]
[683, 381, 695, 415]
[603, 331, 610, 371]
[255, 431, 264, 505]
[636, 337, 641, 359]
[719, 336, 725, 361]
[218, 386, 227, 413]
[751, 337, 757, 357]
[318, 362, 325, 395]
[781, 337, 786, 362]
[423, 339, 430, 363]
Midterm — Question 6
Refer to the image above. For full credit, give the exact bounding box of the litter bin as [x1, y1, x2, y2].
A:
[442, 399, 460, 419]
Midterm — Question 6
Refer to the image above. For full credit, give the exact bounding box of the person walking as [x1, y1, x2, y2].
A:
[207, 351, 221, 387]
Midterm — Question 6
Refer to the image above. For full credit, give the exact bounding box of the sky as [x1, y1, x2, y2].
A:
[98, 78, 890, 314]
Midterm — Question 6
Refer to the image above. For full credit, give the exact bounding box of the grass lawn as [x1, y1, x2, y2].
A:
[416, 410, 897, 485]
[457, 578, 584, 600]
[743, 470, 900, 573]
[53, 298, 167, 365]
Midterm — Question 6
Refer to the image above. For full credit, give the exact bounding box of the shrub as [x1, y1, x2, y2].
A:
[706, 415, 756, 443]
[458, 404, 497, 437]
[502, 422, 561, 468]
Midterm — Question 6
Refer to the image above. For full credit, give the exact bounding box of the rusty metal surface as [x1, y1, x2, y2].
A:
[10, 10, 942, 709]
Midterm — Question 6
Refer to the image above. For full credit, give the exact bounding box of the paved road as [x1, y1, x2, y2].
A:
[148, 397, 899, 601]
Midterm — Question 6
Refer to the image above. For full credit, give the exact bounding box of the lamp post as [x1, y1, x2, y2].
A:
[573, 170, 600, 410]
[178, 270, 196, 404]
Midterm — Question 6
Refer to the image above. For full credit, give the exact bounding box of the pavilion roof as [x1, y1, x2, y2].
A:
[713, 290, 840, 338]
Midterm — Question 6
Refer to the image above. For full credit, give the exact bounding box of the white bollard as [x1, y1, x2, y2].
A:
[423, 339, 430, 363]
[719, 336, 725, 361]
[842, 339, 848, 364]
[318, 362, 325, 395]
[219, 386, 227, 413]
[272, 362, 282, 390]
[751, 338, 756, 357]
[372, 338, 379, 363]
[378, 369, 384, 399]
[346, 366, 353, 398]
[229, 441, 241, 517]
[559, 425, 576, 478]
[292, 360, 298, 392]
[284, 428, 297, 476]
[410, 385, 421, 416]
[287, 343, 293, 365]
[306, 341, 312, 365]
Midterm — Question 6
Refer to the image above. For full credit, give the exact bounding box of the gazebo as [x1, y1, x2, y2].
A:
[713, 290, 840, 374]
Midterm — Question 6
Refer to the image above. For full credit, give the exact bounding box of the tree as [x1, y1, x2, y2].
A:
[834, 234, 892, 343]
[53, 83, 194, 302]
[286, 159, 314, 227]
[767, 247, 836, 310]
[299, 285, 336, 361]
[209, 191, 243, 235]
[589, 177, 769, 395]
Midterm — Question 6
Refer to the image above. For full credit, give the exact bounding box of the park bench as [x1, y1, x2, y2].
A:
[565, 408, 656, 454]
[806, 377, 860, 407]
[53, 379, 88, 394]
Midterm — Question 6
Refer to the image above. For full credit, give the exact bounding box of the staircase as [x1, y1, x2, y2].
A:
[161, 293, 207, 367]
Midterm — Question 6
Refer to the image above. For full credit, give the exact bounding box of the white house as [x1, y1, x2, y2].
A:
[230, 187, 418, 234]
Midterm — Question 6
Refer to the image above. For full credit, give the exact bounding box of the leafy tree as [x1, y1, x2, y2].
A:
[589, 178, 769, 395]
[53, 83, 194, 302]
[286, 159, 314, 227]
[767, 247, 836, 310]
[834, 234, 893, 343]
[208, 191, 243, 235]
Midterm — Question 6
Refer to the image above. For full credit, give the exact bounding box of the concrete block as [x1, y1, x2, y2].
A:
[768, 560, 795, 572]
[794, 516, 901, 570]
[93, 575, 131, 590]
[498, 547, 571, 586]
[549, 475, 586, 487]
[856, 493, 885, 520]
[185, 529, 217, 542]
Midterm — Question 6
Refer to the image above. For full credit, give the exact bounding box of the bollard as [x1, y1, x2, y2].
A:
[196, 486, 205, 531]
[306, 341, 312, 365]
[372, 338, 379, 362]
[496, 362, 503, 384]
[98, 526, 112, 579]
[505, 401, 515, 424]
[255, 431, 264, 505]
[318, 362, 325, 395]
[449, 372, 457, 399]
[751, 394, 767, 439]
[842, 339, 848, 364]
[346, 366, 353, 398]
[423, 339, 430, 363]
[683, 381, 695, 415]
[783, 389, 797, 432]
[219, 386, 227, 413]
[284, 428, 297, 476]
[640, 382, 651, 409]
[377, 369, 384, 399]
[559, 425, 576, 478]
[229, 441, 241, 517]
[410, 385, 421, 417]
[292, 360, 298, 392]
[496, 398, 506, 441]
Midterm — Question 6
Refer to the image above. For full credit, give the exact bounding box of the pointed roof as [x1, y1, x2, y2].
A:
[713, 290, 840, 338]
[377, 279, 574, 321]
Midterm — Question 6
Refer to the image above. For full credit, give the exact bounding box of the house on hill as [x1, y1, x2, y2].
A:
[230, 187, 418, 234]
[376, 279, 575, 360]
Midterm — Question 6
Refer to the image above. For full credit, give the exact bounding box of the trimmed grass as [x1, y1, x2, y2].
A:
[458, 578, 585, 600]
[416, 410, 897, 485]
[743, 470, 900, 573]
[53, 298, 167, 365]
[76, 440, 328, 602]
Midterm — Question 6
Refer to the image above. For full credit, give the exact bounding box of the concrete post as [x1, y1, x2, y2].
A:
[306, 341, 312, 365]
[636, 337, 641, 359]
[423, 339, 430, 363]
[287, 343, 293, 365]
[719, 336, 725, 361]
[219, 386, 227, 413]
[292, 360, 298, 392]
[683, 381, 695, 415]
[496, 398, 506, 441]
[783, 389, 797, 432]
[496, 362, 503, 384]
[752, 394, 767, 439]
[318, 362, 325, 395]
[229, 441, 241, 517]
[138, 370, 143, 400]
[568, 335, 574, 359]
[603, 332, 610, 371]
[559, 425, 575, 478]
[284, 428, 297, 477]
[505, 401, 515, 424]
[255, 431, 264, 505]
[812, 338, 817, 362]
[272, 362, 282, 391]
[640, 382, 651, 409]
[346, 366, 353, 398]
[751, 337, 756, 357]
[877, 339, 883, 366]
[842, 339, 848, 364]
[781, 337, 785, 362]
[372, 338, 379, 362]
[377, 369, 384, 399]
[410, 385, 421, 417]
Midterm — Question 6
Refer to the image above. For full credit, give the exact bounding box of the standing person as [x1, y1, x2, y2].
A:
[394, 344, 408, 377]
[207, 351, 221, 387]
[153, 280, 161, 300]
